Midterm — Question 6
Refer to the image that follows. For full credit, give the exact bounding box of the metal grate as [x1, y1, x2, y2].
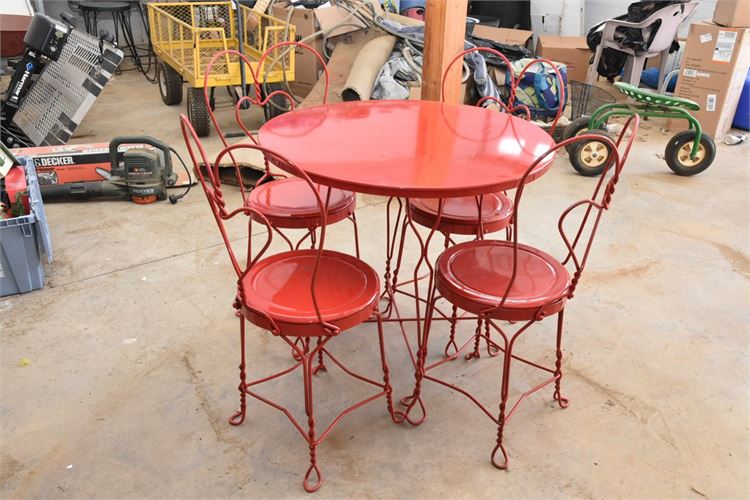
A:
[12, 29, 123, 146]
[241, 5, 293, 80]
[568, 81, 616, 120]
[150, 2, 236, 80]
[148, 2, 294, 86]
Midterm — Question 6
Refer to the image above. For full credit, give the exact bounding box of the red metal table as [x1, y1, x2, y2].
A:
[258, 100, 555, 197]
[259, 99, 556, 419]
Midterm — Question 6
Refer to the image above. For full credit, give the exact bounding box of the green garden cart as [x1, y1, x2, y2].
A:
[564, 82, 716, 176]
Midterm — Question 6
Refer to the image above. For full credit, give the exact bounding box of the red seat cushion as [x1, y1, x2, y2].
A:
[246, 177, 355, 228]
[240, 249, 379, 336]
[436, 240, 571, 321]
[409, 192, 513, 235]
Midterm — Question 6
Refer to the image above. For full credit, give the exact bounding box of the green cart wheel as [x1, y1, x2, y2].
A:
[569, 129, 615, 177]
[563, 116, 606, 153]
[665, 130, 716, 176]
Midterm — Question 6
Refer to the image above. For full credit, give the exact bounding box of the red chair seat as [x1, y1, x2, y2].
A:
[409, 192, 513, 235]
[436, 240, 571, 321]
[240, 249, 379, 336]
[247, 177, 356, 229]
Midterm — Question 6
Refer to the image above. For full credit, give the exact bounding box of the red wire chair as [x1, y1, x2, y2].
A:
[406, 54, 566, 246]
[399, 115, 640, 469]
[388, 50, 567, 360]
[201, 43, 360, 256]
[407, 47, 521, 244]
[180, 114, 397, 493]
[384, 49, 519, 322]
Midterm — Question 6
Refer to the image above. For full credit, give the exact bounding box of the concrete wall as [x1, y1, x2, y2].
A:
[530, 0, 585, 37]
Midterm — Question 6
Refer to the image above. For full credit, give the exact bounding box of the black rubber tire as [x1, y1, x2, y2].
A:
[568, 129, 615, 177]
[563, 116, 605, 153]
[187, 88, 211, 137]
[664, 130, 716, 176]
[261, 83, 290, 122]
[157, 61, 183, 106]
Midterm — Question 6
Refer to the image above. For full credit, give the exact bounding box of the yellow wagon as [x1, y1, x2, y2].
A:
[148, 1, 295, 136]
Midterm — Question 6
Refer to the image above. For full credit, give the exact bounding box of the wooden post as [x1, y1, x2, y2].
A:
[420, 0, 468, 103]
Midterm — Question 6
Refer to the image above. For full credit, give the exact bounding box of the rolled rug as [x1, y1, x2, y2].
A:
[341, 35, 397, 101]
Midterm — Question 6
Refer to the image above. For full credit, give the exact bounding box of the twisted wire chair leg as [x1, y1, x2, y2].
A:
[312, 337, 326, 375]
[465, 318, 484, 360]
[553, 310, 569, 408]
[443, 304, 459, 357]
[485, 319, 500, 357]
[349, 212, 360, 258]
[491, 337, 513, 470]
[302, 356, 323, 493]
[229, 312, 248, 426]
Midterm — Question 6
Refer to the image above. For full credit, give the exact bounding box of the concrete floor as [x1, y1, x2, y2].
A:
[2, 68, 749, 499]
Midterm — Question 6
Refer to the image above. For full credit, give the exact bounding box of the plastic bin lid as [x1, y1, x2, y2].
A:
[20, 157, 53, 263]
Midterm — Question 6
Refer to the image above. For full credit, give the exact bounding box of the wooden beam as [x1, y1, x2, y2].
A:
[420, 0, 468, 103]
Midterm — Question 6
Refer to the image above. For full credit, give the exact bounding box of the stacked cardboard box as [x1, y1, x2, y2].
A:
[536, 35, 591, 82]
[271, 2, 375, 98]
[669, 21, 750, 140]
[713, 0, 750, 28]
[472, 25, 534, 51]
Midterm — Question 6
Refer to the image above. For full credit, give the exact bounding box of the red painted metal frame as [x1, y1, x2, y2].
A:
[398, 116, 641, 469]
[258, 100, 555, 198]
[260, 101, 555, 377]
[201, 43, 360, 256]
[180, 115, 398, 493]
[391, 50, 571, 360]
[388, 53, 570, 362]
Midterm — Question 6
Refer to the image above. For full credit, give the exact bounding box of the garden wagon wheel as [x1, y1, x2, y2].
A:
[156, 60, 183, 106]
[187, 87, 211, 137]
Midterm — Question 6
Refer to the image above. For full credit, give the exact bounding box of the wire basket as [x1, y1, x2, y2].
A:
[568, 81, 616, 120]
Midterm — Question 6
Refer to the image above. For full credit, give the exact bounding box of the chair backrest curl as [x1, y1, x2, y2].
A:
[181, 113, 335, 332]
[486, 114, 640, 316]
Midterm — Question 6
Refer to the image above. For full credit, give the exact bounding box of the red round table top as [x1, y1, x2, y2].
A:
[258, 100, 556, 198]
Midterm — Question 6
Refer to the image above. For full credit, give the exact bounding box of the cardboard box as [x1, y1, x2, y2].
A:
[713, 0, 750, 28]
[270, 2, 383, 97]
[536, 35, 591, 82]
[327, 28, 372, 48]
[472, 25, 534, 50]
[271, 4, 322, 98]
[668, 21, 750, 140]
